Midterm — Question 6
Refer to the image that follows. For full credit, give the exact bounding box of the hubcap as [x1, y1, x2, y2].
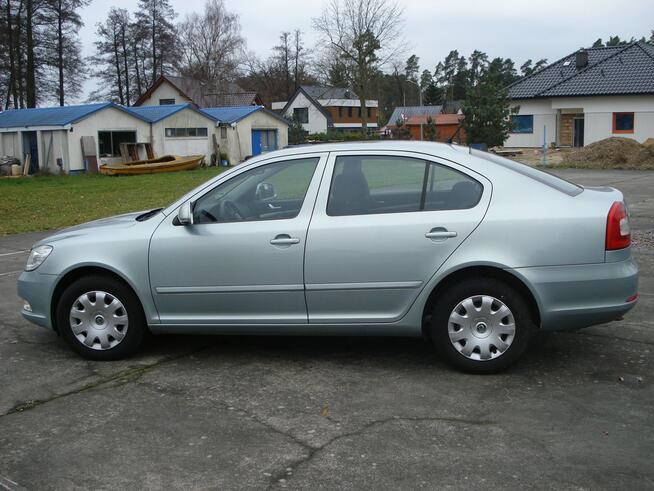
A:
[69, 291, 129, 350]
[447, 295, 516, 361]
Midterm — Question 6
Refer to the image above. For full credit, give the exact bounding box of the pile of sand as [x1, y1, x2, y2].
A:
[562, 137, 654, 169]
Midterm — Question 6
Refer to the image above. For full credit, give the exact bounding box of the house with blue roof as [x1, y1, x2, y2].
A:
[506, 42, 654, 148]
[201, 105, 289, 164]
[0, 101, 288, 173]
[0, 102, 151, 173]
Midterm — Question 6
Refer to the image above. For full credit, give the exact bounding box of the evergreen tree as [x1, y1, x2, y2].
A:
[424, 116, 436, 141]
[134, 0, 176, 83]
[462, 62, 518, 147]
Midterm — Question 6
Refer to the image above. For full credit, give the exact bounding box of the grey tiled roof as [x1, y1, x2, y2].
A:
[166, 76, 259, 107]
[508, 42, 654, 99]
[386, 105, 443, 126]
[301, 85, 358, 100]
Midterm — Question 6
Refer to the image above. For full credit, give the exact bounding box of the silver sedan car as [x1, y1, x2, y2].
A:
[17, 142, 638, 373]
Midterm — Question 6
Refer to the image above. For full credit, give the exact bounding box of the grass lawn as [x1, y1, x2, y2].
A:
[0, 167, 226, 235]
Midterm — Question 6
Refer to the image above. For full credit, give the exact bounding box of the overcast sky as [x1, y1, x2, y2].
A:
[78, 0, 653, 99]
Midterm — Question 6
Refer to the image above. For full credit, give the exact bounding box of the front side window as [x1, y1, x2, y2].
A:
[192, 157, 319, 224]
[98, 131, 136, 157]
[613, 112, 634, 133]
[510, 115, 533, 133]
[327, 155, 482, 216]
[159, 98, 175, 105]
[293, 107, 309, 124]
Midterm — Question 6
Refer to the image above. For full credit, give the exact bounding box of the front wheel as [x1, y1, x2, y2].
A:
[429, 278, 534, 373]
[56, 275, 147, 360]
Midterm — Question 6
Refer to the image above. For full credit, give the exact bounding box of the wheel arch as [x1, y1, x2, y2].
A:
[421, 265, 542, 336]
[50, 265, 149, 333]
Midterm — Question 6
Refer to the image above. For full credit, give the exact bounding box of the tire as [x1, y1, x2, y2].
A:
[429, 277, 534, 374]
[56, 275, 147, 360]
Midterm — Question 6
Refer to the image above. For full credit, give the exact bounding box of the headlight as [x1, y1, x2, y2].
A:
[25, 245, 53, 271]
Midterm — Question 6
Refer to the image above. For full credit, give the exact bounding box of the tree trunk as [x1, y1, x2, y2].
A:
[113, 30, 124, 105]
[151, 16, 156, 81]
[25, 0, 36, 107]
[6, 0, 18, 108]
[121, 24, 130, 106]
[15, 3, 25, 108]
[57, 0, 64, 106]
[133, 43, 142, 96]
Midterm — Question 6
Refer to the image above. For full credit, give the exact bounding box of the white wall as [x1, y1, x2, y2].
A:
[551, 96, 654, 145]
[505, 99, 557, 148]
[507, 95, 654, 148]
[223, 110, 289, 164]
[68, 107, 151, 172]
[282, 92, 327, 133]
[138, 82, 193, 107]
[150, 108, 216, 161]
[39, 130, 68, 172]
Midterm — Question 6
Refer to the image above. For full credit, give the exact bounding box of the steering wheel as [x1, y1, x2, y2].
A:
[221, 200, 245, 221]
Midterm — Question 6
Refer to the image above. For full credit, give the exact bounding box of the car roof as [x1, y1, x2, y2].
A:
[270, 140, 465, 159]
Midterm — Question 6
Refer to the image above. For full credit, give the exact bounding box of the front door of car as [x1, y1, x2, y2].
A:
[149, 154, 326, 325]
[304, 151, 491, 324]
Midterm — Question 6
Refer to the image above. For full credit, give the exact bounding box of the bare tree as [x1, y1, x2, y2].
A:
[175, 0, 244, 86]
[313, 0, 405, 131]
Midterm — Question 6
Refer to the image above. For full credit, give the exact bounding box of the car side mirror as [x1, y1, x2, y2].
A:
[177, 201, 194, 225]
[255, 182, 277, 201]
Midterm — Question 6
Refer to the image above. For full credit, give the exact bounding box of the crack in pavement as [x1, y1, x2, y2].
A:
[0, 344, 215, 418]
[265, 414, 496, 489]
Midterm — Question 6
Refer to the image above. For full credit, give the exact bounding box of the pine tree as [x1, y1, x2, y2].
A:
[134, 0, 176, 83]
[461, 62, 518, 147]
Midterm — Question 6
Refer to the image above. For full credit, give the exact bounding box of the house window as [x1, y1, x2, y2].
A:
[220, 126, 227, 139]
[367, 107, 372, 118]
[510, 115, 534, 134]
[613, 112, 634, 133]
[165, 128, 209, 138]
[98, 130, 137, 157]
[348, 107, 353, 118]
[159, 98, 175, 105]
[338, 107, 343, 118]
[293, 107, 309, 124]
[357, 107, 362, 118]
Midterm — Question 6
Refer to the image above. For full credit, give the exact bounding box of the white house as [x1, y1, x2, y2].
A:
[134, 75, 261, 108]
[125, 103, 219, 160]
[506, 42, 654, 148]
[201, 106, 290, 164]
[272, 86, 378, 134]
[0, 103, 151, 174]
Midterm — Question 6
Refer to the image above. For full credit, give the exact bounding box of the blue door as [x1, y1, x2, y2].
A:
[251, 129, 278, 156]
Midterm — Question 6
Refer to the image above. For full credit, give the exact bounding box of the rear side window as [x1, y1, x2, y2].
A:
[327, 155, 482, 216]
[469, 148, 582, 196]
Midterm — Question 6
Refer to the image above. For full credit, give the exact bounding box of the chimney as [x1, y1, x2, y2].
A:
[576, 48, 588, 70]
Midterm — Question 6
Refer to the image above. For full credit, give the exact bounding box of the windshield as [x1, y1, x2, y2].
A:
[468, 148, 583, 197]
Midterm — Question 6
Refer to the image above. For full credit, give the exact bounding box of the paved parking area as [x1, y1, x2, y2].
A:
[1, 169, 653, 490]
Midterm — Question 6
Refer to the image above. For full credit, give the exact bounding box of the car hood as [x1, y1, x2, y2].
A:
[36, 210, 161, 246]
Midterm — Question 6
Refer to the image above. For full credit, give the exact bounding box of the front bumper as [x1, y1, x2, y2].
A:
[17, 270, 59, 330]
[512, 257, 639, 331]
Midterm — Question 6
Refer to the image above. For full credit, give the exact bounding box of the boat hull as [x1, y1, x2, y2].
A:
[99, 155, 204, 176]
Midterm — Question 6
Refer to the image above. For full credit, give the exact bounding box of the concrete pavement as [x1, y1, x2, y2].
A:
[0, 169, 653, 490]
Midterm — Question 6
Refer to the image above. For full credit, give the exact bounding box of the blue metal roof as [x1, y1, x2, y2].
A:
[200, 105, 263, 124]
[0, 102, 135, 129]
[125, 103, 218, 123]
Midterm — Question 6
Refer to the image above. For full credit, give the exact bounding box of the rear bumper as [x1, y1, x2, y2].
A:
[512, 257, 639, 331]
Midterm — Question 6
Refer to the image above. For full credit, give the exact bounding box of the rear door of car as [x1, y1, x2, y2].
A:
[304, 150, 492, 324]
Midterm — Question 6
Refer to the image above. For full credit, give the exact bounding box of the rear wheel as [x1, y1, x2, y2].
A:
[429, 278, 534, 373]
[56, 275, 147, 360]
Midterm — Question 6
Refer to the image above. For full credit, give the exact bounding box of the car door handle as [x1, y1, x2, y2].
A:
[425, 229, 458, 240]
[270, 234, 300, 246]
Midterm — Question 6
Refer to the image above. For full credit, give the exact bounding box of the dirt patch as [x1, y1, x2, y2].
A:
[560, 137, 654, 170]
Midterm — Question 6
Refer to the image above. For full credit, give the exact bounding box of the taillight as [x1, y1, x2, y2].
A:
[606, 201, 631, 250]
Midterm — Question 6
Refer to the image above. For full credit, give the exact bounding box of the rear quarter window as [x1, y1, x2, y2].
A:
[469, 148, 583, 196]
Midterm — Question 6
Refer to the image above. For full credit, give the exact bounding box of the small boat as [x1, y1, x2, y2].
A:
[99, 155, 204, 176]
